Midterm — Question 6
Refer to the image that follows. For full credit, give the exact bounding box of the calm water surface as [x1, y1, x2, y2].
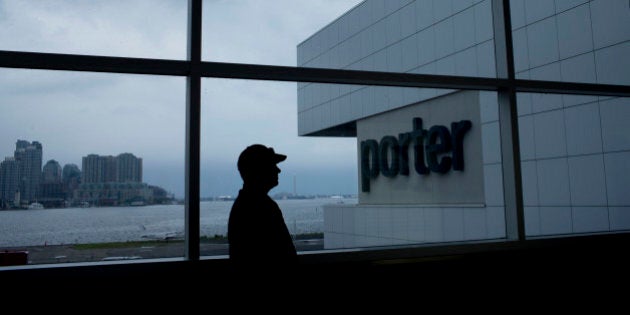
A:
[0, 198, 356, 247]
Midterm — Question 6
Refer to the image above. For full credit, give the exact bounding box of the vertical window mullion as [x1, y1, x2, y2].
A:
[492, 0, 525, 241]
[185, 0, 202, 260]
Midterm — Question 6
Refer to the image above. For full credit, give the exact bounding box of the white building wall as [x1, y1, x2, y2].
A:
[512, 0, 630, 237]
[324, 203, 506, 248]
[298, 0, 630, 249]
[298, 0, 491, 136]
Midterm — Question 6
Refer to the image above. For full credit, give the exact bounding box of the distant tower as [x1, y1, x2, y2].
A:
[62, 164, 81, 183]
[116, 153, 142, 182]
[0, 157, 20, 206]
[14, 140, 42, 203]
[62, 163, 82, 199]
[82, 154, 101, 183]
[42, 160, 62, 183]
[41, 160, 64, 203]
[293, 174, 297, 196]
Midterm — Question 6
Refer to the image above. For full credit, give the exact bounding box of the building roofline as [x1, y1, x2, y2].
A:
[297, 0, 366, 47]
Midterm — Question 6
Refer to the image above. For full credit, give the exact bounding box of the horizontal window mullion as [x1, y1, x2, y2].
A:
[2, 50, 628, 97]
[515, 79, 630, 98]
[200, 61, 505, 91]
[200, 62, 629, 97]
[0, 50, 189, 76]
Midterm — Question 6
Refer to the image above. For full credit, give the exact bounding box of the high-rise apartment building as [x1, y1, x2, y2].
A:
[82, 153, 142, 183]
[116, 153, 142, 183]
[82, 154, 116, 183]
[82, 154, 101, 184]
[76, 153, 146, 206]
[102, 155, 117, 183]
[0, 157, 20, 207]
[13, 140, 42, 204]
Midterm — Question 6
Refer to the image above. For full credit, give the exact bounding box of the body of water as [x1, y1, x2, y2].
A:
[0, 198, 356, 247]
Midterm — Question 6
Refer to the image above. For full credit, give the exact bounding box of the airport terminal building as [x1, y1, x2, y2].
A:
[297, 0, 630, 249]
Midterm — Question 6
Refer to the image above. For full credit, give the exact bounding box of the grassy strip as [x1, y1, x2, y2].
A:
[200, 234, 227, 243]
[72, 232, 323, 250]
[200, 232, 324, 242]
[72, 240, 179, 250]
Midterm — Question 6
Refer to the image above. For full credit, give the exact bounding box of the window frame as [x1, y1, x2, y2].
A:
[0, 0, 628, 267]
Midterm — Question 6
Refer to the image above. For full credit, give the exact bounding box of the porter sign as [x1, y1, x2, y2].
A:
[361, 118, 472, 192]
[357, 91, 484, 205]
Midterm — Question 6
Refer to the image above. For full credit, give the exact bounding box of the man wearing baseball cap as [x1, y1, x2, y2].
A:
[228, 144, 298, 267]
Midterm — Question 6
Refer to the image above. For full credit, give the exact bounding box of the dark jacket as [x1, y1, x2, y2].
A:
[228, 188, 298, 266]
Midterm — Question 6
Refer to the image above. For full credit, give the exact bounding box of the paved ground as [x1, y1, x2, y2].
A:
[6, 238, 324, 265]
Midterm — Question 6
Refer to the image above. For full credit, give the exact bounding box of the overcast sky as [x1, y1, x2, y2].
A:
[0, 0, 363, 198]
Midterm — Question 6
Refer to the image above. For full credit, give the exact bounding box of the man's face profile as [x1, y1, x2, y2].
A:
[238, 144, 285, 192]
[259, 163, 281, 189]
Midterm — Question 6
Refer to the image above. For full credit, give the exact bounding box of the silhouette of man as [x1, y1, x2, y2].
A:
[228, 144, 298, 267]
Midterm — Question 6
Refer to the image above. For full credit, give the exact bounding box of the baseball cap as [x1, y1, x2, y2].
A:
[237, 144, 286, 174]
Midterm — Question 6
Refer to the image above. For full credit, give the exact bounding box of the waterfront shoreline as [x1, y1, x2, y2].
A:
[0, 198, 348, 248]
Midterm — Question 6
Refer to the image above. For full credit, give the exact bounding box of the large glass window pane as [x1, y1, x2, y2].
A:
[0, 1, 187, 59]
[510, 0, 630, 84]
[200, 78, 506, 257]
[0, 69, 185, 265]
[518, 92, 630, 238]
[200, 79, 357, 257]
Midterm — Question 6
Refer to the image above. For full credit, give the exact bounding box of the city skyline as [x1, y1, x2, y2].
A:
[0, 139, 356, 200]
[0, 139, 174, 208]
